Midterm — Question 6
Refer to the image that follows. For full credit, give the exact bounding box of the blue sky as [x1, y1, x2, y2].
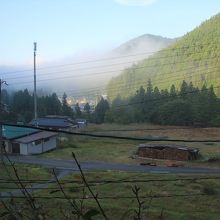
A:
[1, 0, 220, 65]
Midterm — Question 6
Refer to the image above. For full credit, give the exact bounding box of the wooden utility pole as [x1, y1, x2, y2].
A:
[0, 79, 8, 156]
[34, 42, 38, 123]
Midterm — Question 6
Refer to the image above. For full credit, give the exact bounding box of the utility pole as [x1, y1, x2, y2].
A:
[34, 42, 37, 123]
[0, 78, 8, 156]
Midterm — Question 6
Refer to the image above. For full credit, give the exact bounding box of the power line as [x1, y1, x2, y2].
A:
[1, 41, 217, 76]
[0, 125, 209, 134]
[1, 122, 220, 142]
[4, 55, 219, 82]
[52, 64, 220, 97]
[1, 192, 220, 200]
[81, 126, 209, 133]
[5, 61, 220, 93]
[1, 176, 220, 185]
[0, 69, 218, 119]
[49, 61, 219, 94]
[108, 83, 220, 110]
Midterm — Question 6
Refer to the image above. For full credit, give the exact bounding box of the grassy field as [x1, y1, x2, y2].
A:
[49, 171, 220, 220]
[42, 123, 220, 168]
[1, 124, 220, 219]
[0, 161, 52, 192]
[2, 171, 220, 220]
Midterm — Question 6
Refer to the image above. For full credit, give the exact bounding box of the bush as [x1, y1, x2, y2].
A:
[202, 185, 217, 195]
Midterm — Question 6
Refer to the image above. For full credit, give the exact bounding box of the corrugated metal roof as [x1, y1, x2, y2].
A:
[14, 131, 57, 144]
[29, 118, 74, 128]
[2, 125, 39, 139]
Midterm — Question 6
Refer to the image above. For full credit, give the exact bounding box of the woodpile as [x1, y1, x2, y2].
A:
[137, 144, 199, 161]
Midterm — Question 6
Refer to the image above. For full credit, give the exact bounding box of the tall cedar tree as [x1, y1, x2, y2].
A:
[94, 98, 109, 124]
[75, 103, 82, 117]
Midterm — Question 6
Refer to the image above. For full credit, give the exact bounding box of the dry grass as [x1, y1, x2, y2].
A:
[42, 123, 220, 168]
[31, 171, 220, 220]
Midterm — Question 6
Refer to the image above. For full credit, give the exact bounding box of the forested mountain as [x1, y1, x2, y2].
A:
[107, 13, 220, 100]
[112, 34, 174, 56]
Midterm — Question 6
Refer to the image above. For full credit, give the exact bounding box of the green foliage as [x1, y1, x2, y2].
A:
[84, 102, 90, 114]
[94, 98, 110, 124]
[202, 184, 217, 195]
[75, 103, 82, 117]
[209, 116, 220, 127]
[105, 96, 134, 124]
[1, 89, 9, 105]
[107, 13, 220, 100]
[11, 89, 34, 122]
[62, 93, 74, 117]
[84, 209, 100, 220]
[107, 81, 220, 126]
[38, 92, 62, 116]
[156, 99, 194, 125]
[2, 89, 73, 123]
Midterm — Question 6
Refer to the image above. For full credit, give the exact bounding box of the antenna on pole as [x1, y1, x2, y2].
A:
[34, 42, 38, 124]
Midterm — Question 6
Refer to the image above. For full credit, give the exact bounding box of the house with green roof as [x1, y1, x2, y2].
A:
[2, 125, 58, 155]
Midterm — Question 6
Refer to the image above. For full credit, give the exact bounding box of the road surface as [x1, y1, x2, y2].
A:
[6, 155, 220, 174]
[1, 155, 220, 197]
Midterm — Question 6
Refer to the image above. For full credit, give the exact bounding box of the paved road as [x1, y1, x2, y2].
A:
[6, 155, 220, 174]
[1, 155, 220, 197]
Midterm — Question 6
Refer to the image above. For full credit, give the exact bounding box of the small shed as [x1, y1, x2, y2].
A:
[2, 125, 57, 155]
[13, 131, 57, 155]
[137, 144, 199, 161]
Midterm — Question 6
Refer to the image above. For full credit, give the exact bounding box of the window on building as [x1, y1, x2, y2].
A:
[44, 137, 50, 142]
[34, 140, 42, 145]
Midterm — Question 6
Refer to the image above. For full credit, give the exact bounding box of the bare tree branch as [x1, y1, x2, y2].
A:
[52, 169, 84, 219]
[72, 152, 108, 220]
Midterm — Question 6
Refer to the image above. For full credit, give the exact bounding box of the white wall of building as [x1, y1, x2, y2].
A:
[26, 136, 56, 155]
[20, 144, 28, 155]
[4, 141, 10, 153]
[42, 137, 56, 152]
[27, 142, 43, 154]
[13, 136, 57, 155]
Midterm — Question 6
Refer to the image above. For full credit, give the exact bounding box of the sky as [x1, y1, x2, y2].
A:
[0, 0, 220, 66]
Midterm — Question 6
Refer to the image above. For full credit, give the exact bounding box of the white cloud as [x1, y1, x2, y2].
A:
[114, 0, 157, 6]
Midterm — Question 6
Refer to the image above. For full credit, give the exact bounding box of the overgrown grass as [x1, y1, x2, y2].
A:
[42, 123, 220, 168]
[10, 171, 220, 220]
[0, 162, 52, 192]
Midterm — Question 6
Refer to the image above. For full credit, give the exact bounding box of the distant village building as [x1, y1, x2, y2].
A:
[71, 102, 95, 113]
[2, 125, 57, 155]
[137, 144, 199, 161]
[75, 118, 87, 128]
[29, 116, 77, 131]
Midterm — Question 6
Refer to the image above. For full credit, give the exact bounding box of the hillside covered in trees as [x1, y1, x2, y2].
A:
[107, 13, 220, 100]
[105, 81, 220, 126]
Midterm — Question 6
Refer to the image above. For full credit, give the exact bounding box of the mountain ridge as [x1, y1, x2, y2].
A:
[113, 34, 174, 55]
[107, 13, 220, 100]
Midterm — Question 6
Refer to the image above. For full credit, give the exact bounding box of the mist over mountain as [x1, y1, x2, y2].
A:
[0, 34, 174, 99]
[113, 34, 174, 55]
[107, 13, 220, 100]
